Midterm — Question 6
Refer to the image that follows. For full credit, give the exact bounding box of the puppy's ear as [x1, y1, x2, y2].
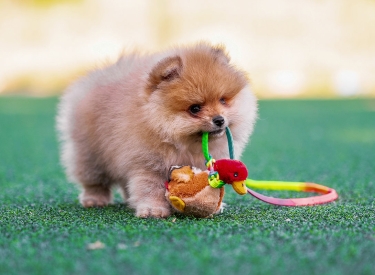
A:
[212, 45, 231, 64]
[148, 56, 182, 91]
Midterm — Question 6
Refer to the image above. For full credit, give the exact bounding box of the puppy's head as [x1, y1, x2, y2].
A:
[146, 43, 251, 144]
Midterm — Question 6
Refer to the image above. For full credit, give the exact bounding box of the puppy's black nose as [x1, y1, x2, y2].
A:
[212, 116, 225, 127]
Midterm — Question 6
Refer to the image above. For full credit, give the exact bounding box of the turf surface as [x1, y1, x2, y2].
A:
[0, 97, 374, 275]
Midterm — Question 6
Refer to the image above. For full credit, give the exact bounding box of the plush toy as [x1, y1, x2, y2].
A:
[165, 159, 248, 218]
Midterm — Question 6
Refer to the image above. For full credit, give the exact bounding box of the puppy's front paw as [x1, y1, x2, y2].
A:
[136, 204, 171, 218]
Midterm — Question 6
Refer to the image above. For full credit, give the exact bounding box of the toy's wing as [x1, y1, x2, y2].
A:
[169, 196, 186, 212]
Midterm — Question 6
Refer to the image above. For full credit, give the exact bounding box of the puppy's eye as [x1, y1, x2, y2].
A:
[189, 104, 201, 115]
[220, 98, 226, 105]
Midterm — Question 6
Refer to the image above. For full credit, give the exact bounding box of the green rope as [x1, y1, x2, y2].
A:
[203, 128, 234, 188]
[202, 127, 235, 161]
[225, 127, 235, 159]
[202, 132, 210, 161]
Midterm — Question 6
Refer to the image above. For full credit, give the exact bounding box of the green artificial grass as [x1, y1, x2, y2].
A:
[0, 97, 374, 275]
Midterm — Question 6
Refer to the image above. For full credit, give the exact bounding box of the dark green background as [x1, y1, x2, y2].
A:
[1, 97, 374, 275]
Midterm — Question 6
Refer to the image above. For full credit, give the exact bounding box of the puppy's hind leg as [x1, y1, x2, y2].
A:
[74, 156, 113, 207]
[79, 184, 112, 208]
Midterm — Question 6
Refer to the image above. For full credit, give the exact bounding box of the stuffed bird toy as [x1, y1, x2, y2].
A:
[165, 159, 248, 218]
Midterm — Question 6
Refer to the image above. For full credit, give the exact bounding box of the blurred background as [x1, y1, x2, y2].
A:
[0, 0, 374, 98]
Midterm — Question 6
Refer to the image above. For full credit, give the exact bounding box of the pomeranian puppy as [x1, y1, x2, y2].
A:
[56, 42, 257, 218]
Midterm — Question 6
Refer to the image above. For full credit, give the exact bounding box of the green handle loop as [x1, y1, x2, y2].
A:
[202, 127, 234, 162]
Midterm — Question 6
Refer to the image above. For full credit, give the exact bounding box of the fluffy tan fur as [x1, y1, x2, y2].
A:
[56, 42, 257, 218]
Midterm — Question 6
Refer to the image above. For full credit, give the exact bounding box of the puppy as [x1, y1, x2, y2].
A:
[56, 42, 257, 218]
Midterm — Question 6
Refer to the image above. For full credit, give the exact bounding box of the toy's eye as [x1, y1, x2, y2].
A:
[220, 98, 226, 105]
[233, 172, 238, 177]
[189, 104, 201, 115]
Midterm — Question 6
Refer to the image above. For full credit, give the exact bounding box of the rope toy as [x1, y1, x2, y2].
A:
[164, 127, 338, 218]
[203, 127, 339, 206]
